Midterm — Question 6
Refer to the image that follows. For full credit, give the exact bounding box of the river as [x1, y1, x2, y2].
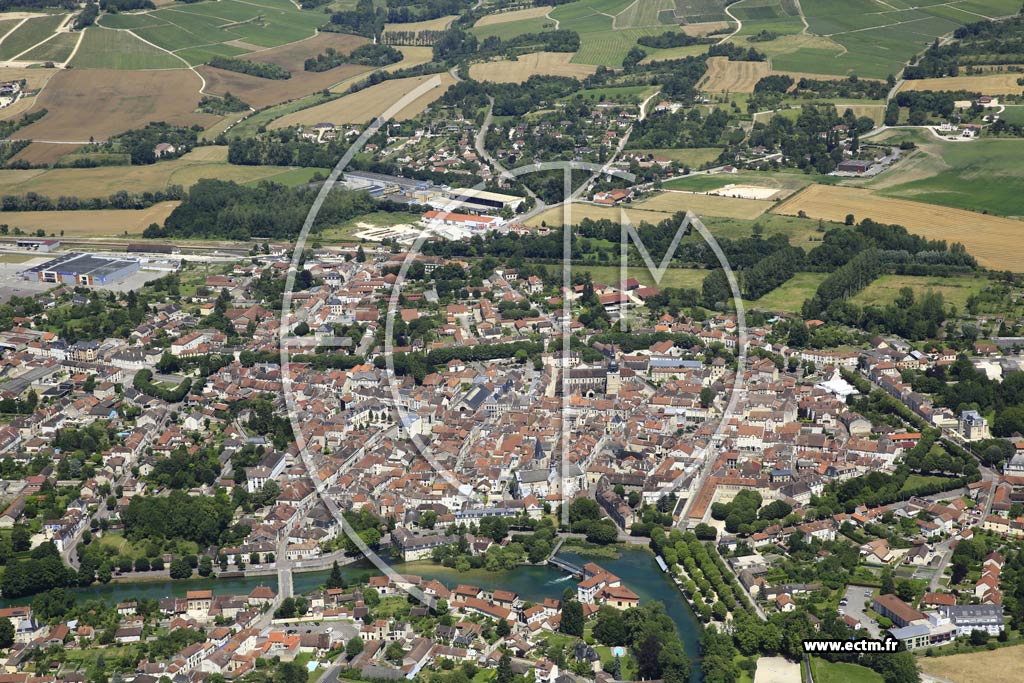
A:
[5, 546, 704, 681]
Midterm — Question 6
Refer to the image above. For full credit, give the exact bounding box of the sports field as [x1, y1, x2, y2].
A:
[469, 52, 597, 83]
[269, 72, 456, 127]
[0, 146, 321, 198]
[773, 183, 1024, 271]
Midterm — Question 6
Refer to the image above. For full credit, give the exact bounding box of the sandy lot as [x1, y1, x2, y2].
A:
[753, 656, 801, 683]
[270, 72, 455, 127]
[773, 183, 1024, 271]
[469, 52, 597, 83]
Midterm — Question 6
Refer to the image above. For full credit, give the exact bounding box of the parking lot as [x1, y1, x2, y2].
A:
[282, 619, 358, 644]
[842, 585, 880, 637]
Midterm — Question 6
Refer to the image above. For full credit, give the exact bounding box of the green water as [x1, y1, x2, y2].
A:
[4, 546, 703, 680]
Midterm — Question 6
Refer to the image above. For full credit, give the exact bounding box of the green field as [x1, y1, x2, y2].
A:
[575, 264, 710, 289]
[663, 170, 814, 193]
[850, 274, 988, 310]
[631, 148, 724, 166]
[0, 14, 66, 60]
[866, 130, 1024, 217]
[563, 84, 658, 103]
[811, 658, 884, 683]
[745, 271, 827, 312]
[97, 0, 323, 65]
[70, 26, 184, 69]
[548, 0, 687, 66]
[18, 30, 77, 63]
[470, 16, 554, 40]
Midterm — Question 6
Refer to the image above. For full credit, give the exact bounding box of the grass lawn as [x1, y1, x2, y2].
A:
[374, 596, 411, 618]
[811, 657, 883, 683]
[900, 474, 957, 494]
[575, 264, 709, 289]
[849, 274, 988, 310]
[745, 272, 827, 313]
[630, 148, 723, 167]
[595, 644, 638, 679]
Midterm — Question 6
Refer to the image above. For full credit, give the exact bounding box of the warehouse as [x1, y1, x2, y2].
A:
[25, 252, 140, 287]
[442, 188, 524, 213]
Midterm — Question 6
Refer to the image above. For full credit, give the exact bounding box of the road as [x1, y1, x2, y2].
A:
[475, 96, 546, 221]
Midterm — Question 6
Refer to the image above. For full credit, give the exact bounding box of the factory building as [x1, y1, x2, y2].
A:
[24, 252, 140, 286]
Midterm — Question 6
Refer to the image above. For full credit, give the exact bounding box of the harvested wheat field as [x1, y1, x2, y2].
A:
[384, 15, 457, 34]
[271, 72, 455, 128]
[0, 202, 179, 237]
[198, 63, 372, 109]
[12, 69, 217, 142]
[635, 190, 772, 219]
[469, 52, 597, 83]
[897, 74, 1024, 95]
[244, 33, 368, 72]
[9, 142, 80, 166]
[699, 57, 772, 93]
[527, 203, 679, 229]
[682, 21, 730, 36]
[919, 644, 1024, 683]
[773, 184, 1024, 271]
[474, 6, 551, 27]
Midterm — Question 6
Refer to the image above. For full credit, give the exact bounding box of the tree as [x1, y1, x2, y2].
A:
[169, 557, 193, 580]
[356, 245, 366, 262]
[496, 618, 511, 637]
[385, 641, 404, 662]
[346, 636, 364, 658]
[969, 629, 989, 646]
[560, 599, 584, 637]
[881, 568, 895, 596]
[198, 555, 213, 577]
[275, 660, 307, 683]
[326, 560, 345, 589]
[0, 618, 12, 649]
[593, 606, 628, 646]
[496, 652, 513, 683]
[11, 525, 29, 552]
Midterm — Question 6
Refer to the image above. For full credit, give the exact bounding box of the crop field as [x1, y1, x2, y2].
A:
[0, 14, 67, 60]
[97, 0, 324, 65]
[0, 146, 321, 197]
[664, 170, 812, 192]
[12, 69, 218, 142]
[897, 73, 1024, 94]
[772, 183, 1024, 271]
[639, 43, 710, 62]
[834, 103, 886, 124]
[616, 0, 677, 28]
[850, 274, 987, 309]
[474, 7, 553, 28]
[634, 189, 773, 218]
[548, 0, 687, 66]
[470, 14, 555, 40]
[0, 66, 58, 120]
[69, 26, 183, 69]
[0, 19, 21, 42]
[383, 15, 457, 35]
[270, 72, 456, 127]
[0, 202, 180, 237]
[9, 142, 81, 167]
[469, 52, 597, 82]
[18, 30, 78, 63]
[699, 56, 772, 92]
[675, 0, 731, 23]
[919, 644, 1024, 683]
[198, 36, 373, 109]
[864, 131, 1024, 218]
[527, 203, 679, 228]
[745, 271, 827, 312]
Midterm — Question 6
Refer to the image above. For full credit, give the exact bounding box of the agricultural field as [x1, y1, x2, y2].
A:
[675, 0, 731, 23]
[745, 271, 828, 312]
[0, 66, 58, 120]
[0, 14, 67, 60]
[383, 15, 457, 35]
[270, 72, 456, 128]
[18, 30, 78, 63]
[638, 43, 711, 62]
[864, 130, 1024, 218]
[834, 103, 886, 125]
[850, 274, 988, 309]
[96, 0, 325, 65]
[919, 645, 1024, 683]
[469, 52, 597, 83]
[699, 56, 772, 92]
[772, 183, 1024, 271]
[897, 73, 1024, 94]
[0, 146, 321, 198]
[548, 0, 688, 66]
[474, 6, 553, 28]
[615, 0, 678, 28]
[663, 169, 812, 193]
[633, 189, 773, 219]
[197, 33, 373, 109]
[470, 11, 556, 41]
[9, 142, 81, 167]
[12, 69, 218, 142]
[0, 202, 180, 237]
[69, 26, 184, 70]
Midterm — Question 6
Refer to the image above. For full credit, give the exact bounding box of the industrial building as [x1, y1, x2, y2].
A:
[14, 239, 60, 252]
[441, 188, 524, 214]
[24, 252, 140, 287]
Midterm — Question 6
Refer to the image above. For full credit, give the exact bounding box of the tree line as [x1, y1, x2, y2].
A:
[0, 186, 183, 211]
[208, 56, 291, 80]
[304, 43, 403, 72]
